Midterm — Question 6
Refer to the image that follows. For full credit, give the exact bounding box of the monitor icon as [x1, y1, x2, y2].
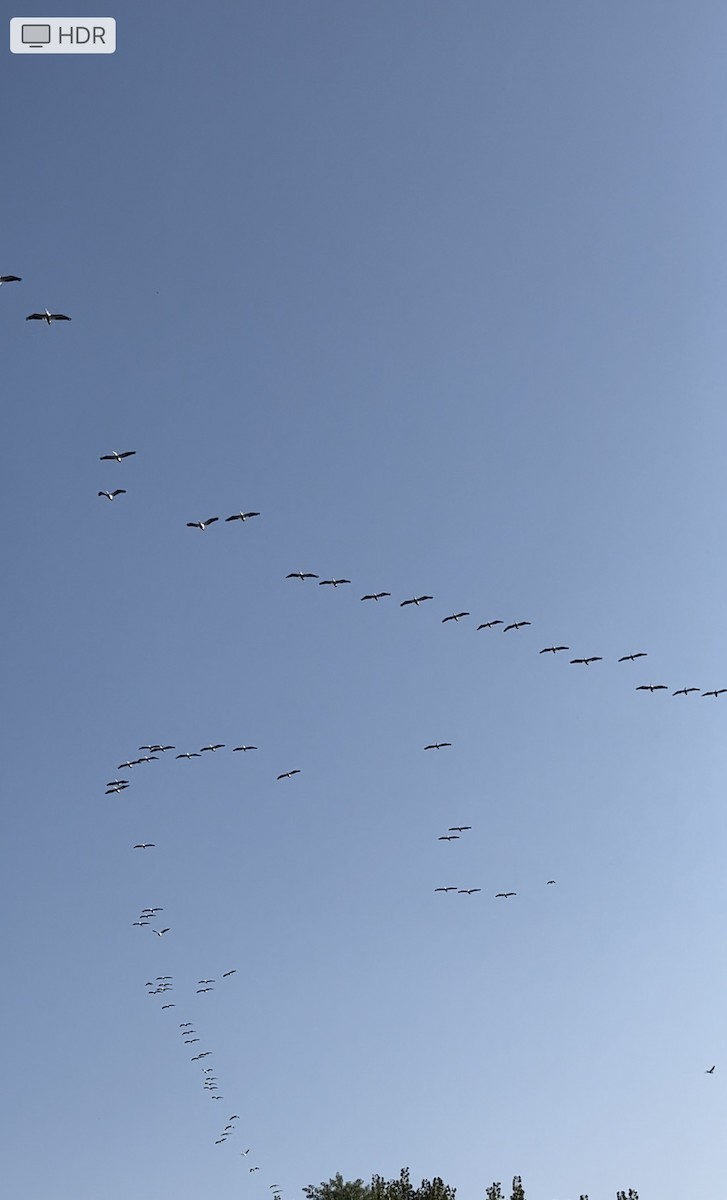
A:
[21, 23, 50, 46]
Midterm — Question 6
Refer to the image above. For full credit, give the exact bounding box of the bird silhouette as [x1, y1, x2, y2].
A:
[503, 621, 531, 632]
[100, 450, 136, 462]
[442, 612, 469, 623]
[361, 592, 391, 601]
[186, 517, 219, 529]
[98, 490, 126, 501]
[673, 687, 700, 696]
[400, 595, 433, 607]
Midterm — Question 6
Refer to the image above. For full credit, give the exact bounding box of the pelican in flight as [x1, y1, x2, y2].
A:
[618, 652, 647, 662]
[424, 742, 451, 750]
[438, 835, 460, 842]
[706, 1065, 716, 1073]
[153, 928, 171, 936]
[319, 579, 351, 587]
[222, 969, 237, 977]
[361, 592, 391, 601]
[200, 744, 225, 752]
[442, 612, 469, 623]
[400, 595, 433, 607]
[0, 274, 21, 285]
[98, 489, 126, 501]
[458, 888, 481, 894]
[187, 517, 218, 530]
[176, 751, 201, 758]
[434, 887, 457, 892]
[635, 684, 667, 693]
[232, 745, 257, 752]
[26, 309, 71, 323]
[495, 892, 516, 898]
[673, 687, 700, 696]
[277, 769, 301, 780]
[546, 880, 556, 885]
[225, 511, 260, 522]
[100, 450, 136, 462]
[703, 689, 727, 698]
[286, 571, 318, 580]
[503, 621, 531, 632]
[133, 843, 155, 850]
[570, 656, 602, 665]
[539, 646, 569, 654]
[449, 825, 471, 832]
[477, 620, 503, 629]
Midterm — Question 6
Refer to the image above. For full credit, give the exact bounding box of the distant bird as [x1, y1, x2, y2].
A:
[570, 656, 602, 665]
[361, 592, 391, 601]
[277, 769, 300, 780]
[133, 843, 155, 850]
[319, 579, 351, 587]
[673, 687, 700, 696]
[148, 908, 163, 913]
[135, 755, 158, 764]
[222, 970, 237, 977]
[400, 596, 433, 607]
[26, 309, 71, 323]
[636, 684, 667, 693]
[98, 489, 126, 501]
[196, 987, 213, 993]
[132, 921, 149, 927]
[198, 979, 215, 984]
[495, 892, 516, 898]
[424, 742, 451, 750]
[100, 450, 136, 462]
[539, 646, 569, 654]
[176, 752, 201, 759]
[458, 888, 481, 894]
[215, 1139, 227, 1145]
[107, 779, 128, 787]
[232, 745, 257, 752]
[434, 887, 458, 892]
[229, 1116, 239, 1120]
[185, 1039, 200, 1044]
[225, 512, 260, 522]
[546, 880, 556, 885]
[0, 275, 21, 285]
[503, 621, 531, 632]
[186, 518, 219, 530]
[703, 689, 727, 698]
[286, 571, 318, 580]
[618, 652, 647, 662]
[161, 1004, 175, 1009]
[706, 1065, 716, 1073]
[200, 744, 225, 752]
[250, 1167, 260, 1172]
[449, 826, 471, 832]
[118, 761, 135, 770]
[477, 620, 503, 629]
[153, 928, 170, 936]
[241, 1148, 251, 1155]
[438, 835, 460, 842]
[180, 1023, 193, 1028]
[442, 612, 469, 623]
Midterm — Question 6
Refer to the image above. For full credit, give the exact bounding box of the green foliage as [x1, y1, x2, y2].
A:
[305, 1168, 637, 1200]
[303, 1173, 370, 1200]
[510, 1178, 526, 1200]
[484, 1186, 504, 1200]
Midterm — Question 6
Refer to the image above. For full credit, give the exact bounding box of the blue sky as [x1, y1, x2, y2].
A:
[2, 2, 726, 1197]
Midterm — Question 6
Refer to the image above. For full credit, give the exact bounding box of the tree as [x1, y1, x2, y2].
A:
[303, 1173, 370, 1200]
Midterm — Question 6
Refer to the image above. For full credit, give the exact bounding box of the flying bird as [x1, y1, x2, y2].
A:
[673, 687, 700, 696]
[200, 744, 225, 752]
[546, 880, 556, 885]
[400, 595, 433, 607]
[438, 835, 460, 842]
[153, 928, 170, 936]
[98, 490, 126, 501]
[232, 745, 257, 752]
[706, 1065, 716, 1073]
[133, 843, 155, 850]
[176, 752, 201, 758]
[319, 579, 351, 587]
[424, 743, 451, 750]
[286, 572, 318, 580]
[225, 512, 260, 522]
[503, 621, 531, 632]
[434, 887, 458, 892]
[442, 612, 470, 623]
[100, 450, 136, 462]
[161, 1004, 175, 1009]
[477, 620, 503, 629]
[570, 656, 602, 665]
[495, 892, 516, 898]
[26, 309, 71, 323]
[618, 652, 647, 662]
[0, 275, 21, 284]
[196, 988, 213, 993]
[703, 689, 727, 698]
[361, 592, 391, 601]
[186, 518, 219, 530]
[449, 826, 471, 832]
[539, 646, 569, 654]
[458, 888, 481, 894]
[222, 970, 236, 977]
[277, 769, 301, 780]
[636, 684, 667, 693]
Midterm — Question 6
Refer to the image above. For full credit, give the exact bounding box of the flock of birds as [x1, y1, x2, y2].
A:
[10, 258, 715, 1200]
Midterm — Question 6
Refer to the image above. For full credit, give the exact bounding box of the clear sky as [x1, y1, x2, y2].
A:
[2, 3, 726, 1197]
